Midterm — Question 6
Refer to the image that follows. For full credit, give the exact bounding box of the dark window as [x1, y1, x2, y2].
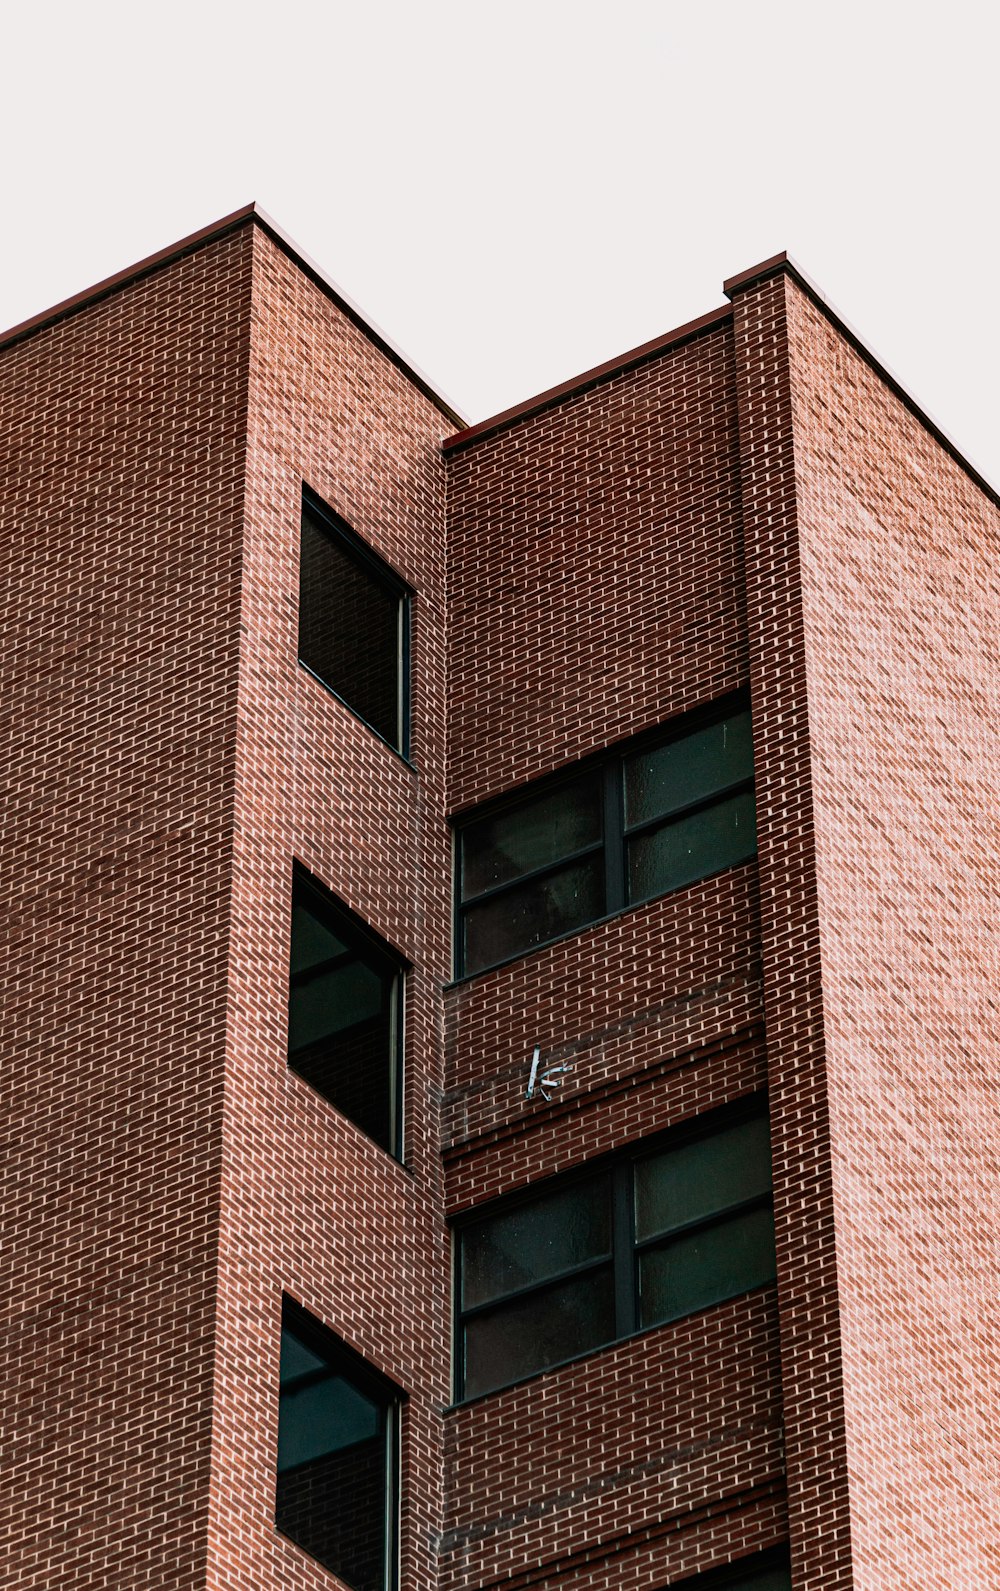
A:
[288, 867, 404, 1158]
[455, 698, 755, 976]
[299, 489, 410, 754]
[455, 1102, 776, 1399]
[277, 1301, 401, 1591]
[673, 1554, 791, 1591]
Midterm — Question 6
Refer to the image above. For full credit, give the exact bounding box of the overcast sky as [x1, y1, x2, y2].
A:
[3, 1, 998, 486]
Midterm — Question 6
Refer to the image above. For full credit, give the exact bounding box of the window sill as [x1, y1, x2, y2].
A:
[444, 1278, 778, 1411]
[445, 855, 758, 988]
[298, 659, 417, 772]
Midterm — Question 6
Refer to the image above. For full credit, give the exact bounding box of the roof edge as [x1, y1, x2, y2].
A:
[0, 204, 468, 428]
[442, 303, 734, 454]
[724, 251, 1000, 510]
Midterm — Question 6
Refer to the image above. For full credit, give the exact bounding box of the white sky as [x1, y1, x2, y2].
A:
[2, 0, 998, 486]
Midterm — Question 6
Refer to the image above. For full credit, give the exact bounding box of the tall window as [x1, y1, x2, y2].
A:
[299, 488, 410, 755]
[454, 1102, 776, 1399]
[277, 1301, 401, 1591]
[288, 867, 404, 1159]
[455, 698, 756, 976]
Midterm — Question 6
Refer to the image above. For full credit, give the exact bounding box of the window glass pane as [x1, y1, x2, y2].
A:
[462, 1175, 612, 1309]
[627, 788, 756, 904]
[289, 960, 385, 1050]
[638, 1204, 777, 1328]
[461, 773, 602, 898]
[276, 1320, 393, 1591]
[288, 877, 401, 1156]
[624, 711, 753, 827]
[280, 1328, 327, 1382]
[634, 1114, 773, 1242]
[289, 901, 348, 974]
[729, 1569, 792, 1591]
[278, 1372, 383, 1471]
[299, 504, 404, 750]
[462, 856, 605, 974]
[463, 1267, 615, 1398]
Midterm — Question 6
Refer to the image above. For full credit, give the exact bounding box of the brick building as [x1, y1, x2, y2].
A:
[0, 205, 996, 1591]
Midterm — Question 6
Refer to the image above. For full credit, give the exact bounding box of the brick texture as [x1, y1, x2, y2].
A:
[0, 228, 254, 1589]
[786, 276, 1000, 1590]
[2, 213, 995, 1591]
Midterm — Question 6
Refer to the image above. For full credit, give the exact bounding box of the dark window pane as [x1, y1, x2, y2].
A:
[634, 1114, 773, 1242]
[624, 711, 754, 827]
[463, 1267, 615, 1398]
[462, 856, 605, 974]
[729, 1569, 792, 1591]
[461, 773, 603, 898]
[627, 788, 757, 903]
[289, 877, 401, 1156]
[462, 1175, 612, 1309]
[276, 1320, 394, 1591]
[638, 1204, 777, 1328]
[299, 504, 404, 750]
[289, 901, 348, 973]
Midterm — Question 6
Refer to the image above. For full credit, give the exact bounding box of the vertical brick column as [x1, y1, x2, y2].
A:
[728, 265, 853, 1590]
[0, 229, 255, 1590]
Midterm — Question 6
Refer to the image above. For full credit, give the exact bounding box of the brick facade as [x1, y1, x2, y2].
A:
[1, 210, 995, 1591]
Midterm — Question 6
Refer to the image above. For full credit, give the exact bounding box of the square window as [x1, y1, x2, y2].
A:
[454, 1101, 775, 1399]
[299, 489, 410, 755]
[277, 1301, 401, 1591]
[455, 697, 755, 977]
[288, 867, 405, 1158]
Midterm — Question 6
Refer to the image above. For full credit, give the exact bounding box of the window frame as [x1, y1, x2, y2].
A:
[669, 1549, 792, 1591]
[277, 1297, 403, 1591]
[452, 691, 755, 979]
[298, 485, 412, 759]
[452, 1096, 774, 1402]
[288, 864, 407, 1162]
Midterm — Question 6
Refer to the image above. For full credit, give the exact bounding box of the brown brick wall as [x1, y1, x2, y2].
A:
[441, 1291, 784, 1591]
[446, 321, 746, 812]
[786, 276, 1000, 1590]
[4, 216, 992, 1591]
[0, 229, 254, 1588]
[729, 272, 852, 1591]
[201, 224, 452, 1591]
[441, 320, 787, 1591]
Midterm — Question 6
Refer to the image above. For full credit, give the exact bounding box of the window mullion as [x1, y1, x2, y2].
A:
[612, 1160, 636, 1337]
[603, 759, 626, 913]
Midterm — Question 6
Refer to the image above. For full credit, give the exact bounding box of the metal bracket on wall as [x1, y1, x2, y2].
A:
[525, 1046, 573, 1103]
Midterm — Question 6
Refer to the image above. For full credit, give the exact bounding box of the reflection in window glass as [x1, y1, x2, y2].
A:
[277, 1311, 398, 1591]
[455, 698, 756, 977]
[461, 774, 603, 896]
[627, 789, 757, 904]
[464, 1268, 616, 1400]
[638, 1205, 777, 1328]
[462, 856, 605, 976]
[634, 1115, 773, 1241]
[299, 496, 408, 753]
[624, 711, 754, 826]
[462, 1175, 612, 1308]
[455, 1104, 776, 1399]
[288, 871, 403, 1157]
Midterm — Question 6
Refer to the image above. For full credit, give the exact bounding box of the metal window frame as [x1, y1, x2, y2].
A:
[453, 690, 754, 978]
[289, 863, 408, 1163]
[299, 485, 413, 760]
[452, 1095, 773, 1402]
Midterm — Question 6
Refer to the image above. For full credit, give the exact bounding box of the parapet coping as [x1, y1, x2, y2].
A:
[440, 303, 734, 454]
[4, 215, 996, 509]
[445, 250, 1000, 511]
[0, 203, 469, 429]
